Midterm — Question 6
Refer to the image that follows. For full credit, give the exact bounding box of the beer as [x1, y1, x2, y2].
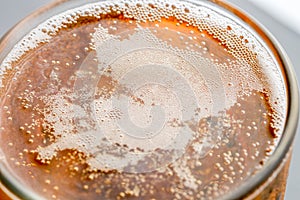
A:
[0, 0, 297, 199]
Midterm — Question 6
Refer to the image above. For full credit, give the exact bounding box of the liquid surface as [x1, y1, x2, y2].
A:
[0, 0, 287, 199]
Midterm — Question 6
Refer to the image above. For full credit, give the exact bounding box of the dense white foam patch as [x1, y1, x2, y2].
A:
[35, 25, 227, 174]
[0, 0, 287, 177]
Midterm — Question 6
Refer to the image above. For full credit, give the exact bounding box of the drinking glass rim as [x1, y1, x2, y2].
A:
[0, 0, 299, 199]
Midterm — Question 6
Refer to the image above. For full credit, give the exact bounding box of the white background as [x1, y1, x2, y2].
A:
[248, 0, 300, 35]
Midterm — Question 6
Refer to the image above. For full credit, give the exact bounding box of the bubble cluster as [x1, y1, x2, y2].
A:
[0, 0, 287, 199]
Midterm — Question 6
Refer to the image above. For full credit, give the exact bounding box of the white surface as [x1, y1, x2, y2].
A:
[0, 0, 51, 38]
[248, 0, 300, 35]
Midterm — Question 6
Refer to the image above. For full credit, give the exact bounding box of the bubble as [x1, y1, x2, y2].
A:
[0, 0, 288, 199]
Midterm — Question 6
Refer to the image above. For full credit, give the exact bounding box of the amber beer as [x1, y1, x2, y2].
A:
[0, 0, 298, 199]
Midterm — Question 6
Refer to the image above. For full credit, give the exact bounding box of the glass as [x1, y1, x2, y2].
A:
[0, 0, 298, 199]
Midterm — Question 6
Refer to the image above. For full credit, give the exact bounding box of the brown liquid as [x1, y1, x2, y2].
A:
[0, 1, 287, 200]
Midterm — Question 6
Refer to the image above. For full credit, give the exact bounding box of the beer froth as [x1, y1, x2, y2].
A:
[0, 0, 288, 199]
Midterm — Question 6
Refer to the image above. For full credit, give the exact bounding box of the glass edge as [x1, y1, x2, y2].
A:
[210, 1, 300, 199]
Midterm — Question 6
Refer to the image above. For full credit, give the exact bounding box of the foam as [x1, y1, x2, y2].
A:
[0, 0, 287, 193]
[0, 0, 286, 120]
